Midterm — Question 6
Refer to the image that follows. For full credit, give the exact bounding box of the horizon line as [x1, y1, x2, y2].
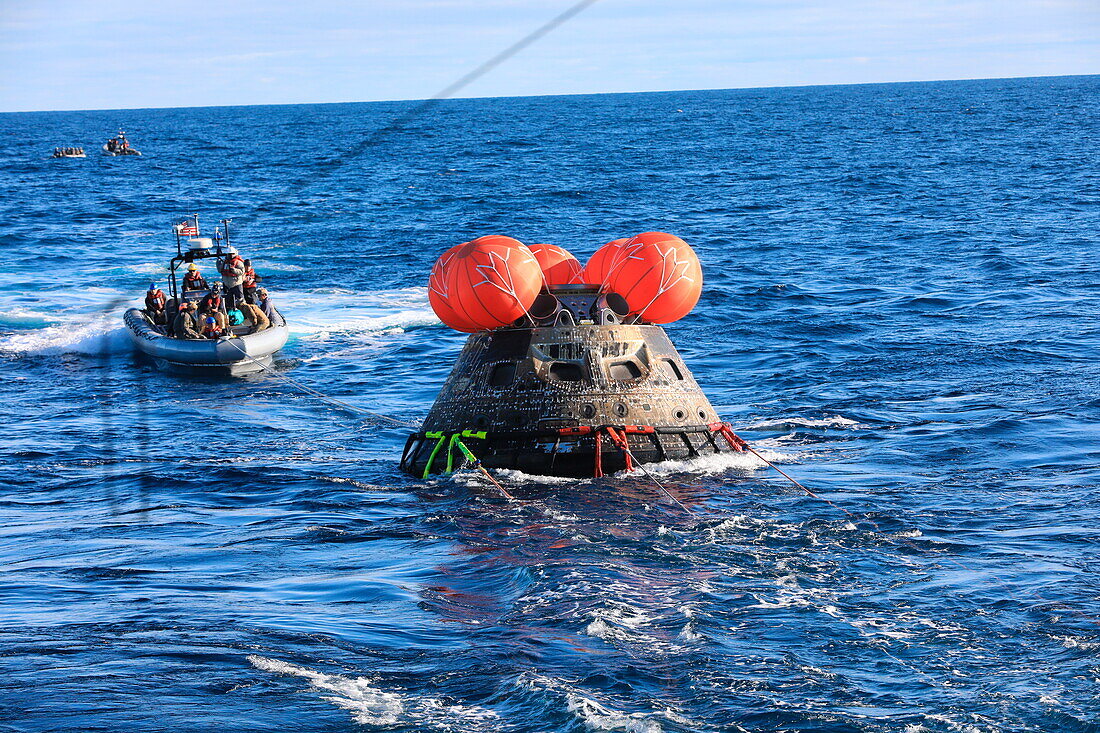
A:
[2, 72, 1096, 115]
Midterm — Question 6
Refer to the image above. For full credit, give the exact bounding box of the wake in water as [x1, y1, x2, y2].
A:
[0, 285, 442, 358]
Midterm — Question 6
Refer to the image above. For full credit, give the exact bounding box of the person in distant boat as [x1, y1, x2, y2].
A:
[173, 301, 201, 340]
[257, 288, 275, 322]
[219, 247, 246, 311]
[182, 263, 208, 292]
[144, 282, 167, 325]
[238, 300, 270, 333]
[242, 259, 258, 304]
[201, 315, 224, 339]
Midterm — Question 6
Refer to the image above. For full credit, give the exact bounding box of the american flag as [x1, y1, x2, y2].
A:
[178, 220, 198, 236]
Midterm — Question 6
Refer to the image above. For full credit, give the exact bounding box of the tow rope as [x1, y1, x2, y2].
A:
[223, 340, 416, 428]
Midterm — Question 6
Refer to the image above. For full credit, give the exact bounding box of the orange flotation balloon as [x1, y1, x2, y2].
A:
[580, 238, 629, 285]
[428, 235, 544, 332]
[428, 242, 479, 333]
[603, 232, 702, 324]
[528, 243, 583, 287]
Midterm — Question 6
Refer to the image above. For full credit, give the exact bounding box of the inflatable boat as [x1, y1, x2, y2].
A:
[124, 306, 287, 375]
[103, 130, 141, 156]
[124, 215, 288, 375]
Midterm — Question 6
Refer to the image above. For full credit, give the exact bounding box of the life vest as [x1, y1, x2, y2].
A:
[201, 320, 223, 338]
[145, 290, 166, 310]
[183, 273, 206, 290]
[202, 294, 222, 312]
[243, 267, 256, 287]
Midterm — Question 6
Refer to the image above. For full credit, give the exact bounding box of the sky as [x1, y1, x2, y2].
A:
[1, 0, 1097, 112]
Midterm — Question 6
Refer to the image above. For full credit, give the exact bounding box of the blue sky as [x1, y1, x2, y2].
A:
[2, 0, 1097, 112]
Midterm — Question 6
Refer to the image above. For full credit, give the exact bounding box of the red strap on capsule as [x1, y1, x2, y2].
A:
[604, 427, 634, 472]
[593, 431, 604, 478]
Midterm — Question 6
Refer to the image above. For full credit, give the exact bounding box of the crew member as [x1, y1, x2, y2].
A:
[144, 282, 167, 326]
[257, 288, 276, 322]
[242, 259, 258, 304]
[198, 285, 227, 330]
[239, 300, 270, 333]
[182, 263, 208, 292]
[201, 315, 224, 339]
[173, 301, 200, 339]
[220, 247, 245, 311]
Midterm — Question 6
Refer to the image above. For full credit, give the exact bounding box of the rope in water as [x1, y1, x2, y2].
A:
[223, 340, 417, 428]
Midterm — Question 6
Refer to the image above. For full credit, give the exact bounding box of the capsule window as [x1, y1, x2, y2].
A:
[548, 362, 584, 382]
[489, 362, 517, 387]
[607, 360, 642, 380]
[661, 359, 684, 381]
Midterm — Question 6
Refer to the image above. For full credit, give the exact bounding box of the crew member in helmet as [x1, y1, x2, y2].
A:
[200, 315, 224, 339]
[182, 263, 208, 292]
[198, 284, 227, 330]
[144, 282, 167, 326]
[219, 247, 246, 311]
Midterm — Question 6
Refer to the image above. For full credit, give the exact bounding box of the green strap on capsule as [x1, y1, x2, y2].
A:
[422, 431, 448, 479]
[422, 430, 487, 477]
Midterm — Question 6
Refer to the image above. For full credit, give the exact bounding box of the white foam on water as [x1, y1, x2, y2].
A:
[248, 655, 403, 725]
[484, 468, 576, 486]
[277, 286, 442, 351]
[518, 673, 690, 733]
[742, 415, 864, 431]
[623, 449, 772, 478]
[248, 655, 500, 730]
[0, 306, 62, 324]
[566, 695, 663, 733]
[0, 316, 132, 356]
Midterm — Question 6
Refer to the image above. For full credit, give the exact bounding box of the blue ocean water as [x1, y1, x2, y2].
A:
[1, 75, 1098, 732]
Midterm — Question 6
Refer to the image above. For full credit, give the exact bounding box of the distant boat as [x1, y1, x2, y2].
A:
[52, 147, 86, 158]
[103, 130, 141, 156]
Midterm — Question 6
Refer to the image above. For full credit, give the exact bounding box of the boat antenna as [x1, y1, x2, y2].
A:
[221, 219, 232, 250]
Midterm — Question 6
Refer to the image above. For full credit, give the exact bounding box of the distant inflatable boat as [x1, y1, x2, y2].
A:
[124, 307, 288, 375]
[103, 130, 141, 156]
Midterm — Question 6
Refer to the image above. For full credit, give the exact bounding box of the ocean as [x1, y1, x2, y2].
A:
[1, 75, 1098, 731]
